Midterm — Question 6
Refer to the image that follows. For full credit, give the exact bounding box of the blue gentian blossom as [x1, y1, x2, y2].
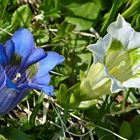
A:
[0, 28, 64, 115]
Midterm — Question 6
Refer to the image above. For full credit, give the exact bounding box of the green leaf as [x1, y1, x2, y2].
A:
[80, 70, 86, 81]
[119, 121, 133, 139]
[2, 127, 32, 140]
[62, 0, 101, 30]
[11, 4, 32, 27]
[83, 107, 98, 121]
[55, 84, 69, 107]
[36, 34, 49, 45]
[130, 115, 140, 140]
[53, 22, 75, 43]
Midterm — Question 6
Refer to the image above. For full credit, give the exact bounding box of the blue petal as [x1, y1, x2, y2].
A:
[33, 51, 64, 79]
[32, 73, 51, 86]
[0, 65, 17, 90]
[0, 87, 17, 115]
[0, 67, 18, 115]
[6, 77, 17, 89]
[10, 89, 27, 112]
[24, 48, 46, 68]
[18, 74, 53, 95]
[0, 44, 8, 66]
[4, 39, 15, 61]
[27, 83, 54, 95]
[11, 28, 35, 65]
[0, 66, 6, 89]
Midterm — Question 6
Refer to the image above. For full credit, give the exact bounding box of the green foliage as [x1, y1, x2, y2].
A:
[1, 127, 32, 140]
[119, 121, 133, 139]
[1, 0, 140, 139]
[62, 0, 101, 30]
[55, 84, 69, 107]
[130, 115, 140, 139]
[11, 4, 32, 27]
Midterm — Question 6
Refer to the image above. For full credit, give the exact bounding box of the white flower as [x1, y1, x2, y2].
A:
[80, 15, 140, 99]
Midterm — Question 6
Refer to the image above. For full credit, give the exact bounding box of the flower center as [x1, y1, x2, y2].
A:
[5, 65, 28, 86]
[12, 73, 21, 83]
[117, 61, 126, 69]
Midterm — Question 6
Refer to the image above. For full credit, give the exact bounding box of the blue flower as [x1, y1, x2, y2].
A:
[0, 28, 64, 115]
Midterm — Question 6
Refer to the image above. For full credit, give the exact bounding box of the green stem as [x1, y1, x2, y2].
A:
[122, 88, 129, 109]
[122, 0, 140, 18]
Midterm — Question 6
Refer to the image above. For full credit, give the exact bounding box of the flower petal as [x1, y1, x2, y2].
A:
[0, 44, 8, 66]
[80, 63, 111, 99]
[18, 81, 54, 96]
[0, 66, 6, 89]
[0, 87, 17, 115]
[6, 77, 17, 89]
[11, 28, 35, 65]
[28, 82, 54, 95]
[107, 14, 140, 50]
[19, 73, 54, 95]
[24, 48, 46, 68]
[88, 34, 111, 63]
[4, 39, 15, 61]
[104, 66, 123, 92]
[33, 51, 64, 79]
[0, 68, 18, 115]
[32, 73, 51, 86]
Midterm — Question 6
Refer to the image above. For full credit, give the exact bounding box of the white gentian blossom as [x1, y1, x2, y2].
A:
[80, 15, 140, 99]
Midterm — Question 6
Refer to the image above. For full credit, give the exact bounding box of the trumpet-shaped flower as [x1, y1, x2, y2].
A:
[0, 28, 64, 115]
[80, 15, 140, 100]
